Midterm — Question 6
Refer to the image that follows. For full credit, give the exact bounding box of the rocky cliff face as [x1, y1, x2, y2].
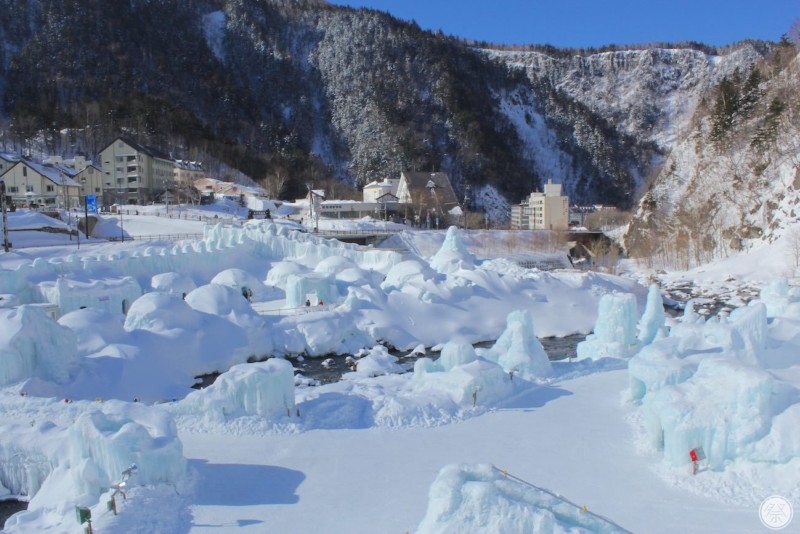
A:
[623, 43, 800, 268]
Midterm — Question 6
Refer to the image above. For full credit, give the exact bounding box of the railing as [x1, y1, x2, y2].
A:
[312, 228, 402, 237]
[107, 233, 204, 242]
[253, 303, 335, 316]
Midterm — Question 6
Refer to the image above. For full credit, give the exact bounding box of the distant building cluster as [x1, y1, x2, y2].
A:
[510, 179, 569, 231]
[0, 137, 210, 210]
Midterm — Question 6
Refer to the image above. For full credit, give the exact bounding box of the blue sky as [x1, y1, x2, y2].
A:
[330, 1, 798, 48]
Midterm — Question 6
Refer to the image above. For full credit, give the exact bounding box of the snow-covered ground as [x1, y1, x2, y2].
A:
[0, 206, 797, 533]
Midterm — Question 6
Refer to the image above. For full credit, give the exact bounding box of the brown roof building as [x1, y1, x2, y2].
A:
[396, 171, 460, 223]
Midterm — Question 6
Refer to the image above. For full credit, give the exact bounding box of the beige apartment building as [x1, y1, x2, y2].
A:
[99, 137, 174, 205]
[511, 179, 569, 231]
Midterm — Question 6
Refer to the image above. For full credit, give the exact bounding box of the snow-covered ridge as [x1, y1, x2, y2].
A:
[486, 44, 765, 150]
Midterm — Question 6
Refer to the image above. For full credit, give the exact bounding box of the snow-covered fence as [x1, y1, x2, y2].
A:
[107, 233, 204, 242]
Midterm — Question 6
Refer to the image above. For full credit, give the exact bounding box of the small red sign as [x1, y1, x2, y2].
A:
[689, 449, 698, 462]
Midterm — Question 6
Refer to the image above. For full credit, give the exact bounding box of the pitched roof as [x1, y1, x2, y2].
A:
[399, 171, 459, 211]
[12, 159, 81, 187]
[100, 137, 172, 161]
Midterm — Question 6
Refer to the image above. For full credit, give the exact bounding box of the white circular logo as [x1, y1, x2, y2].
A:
[759, 495, 794, 530]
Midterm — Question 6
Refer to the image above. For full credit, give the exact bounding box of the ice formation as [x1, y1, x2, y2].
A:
[178, 359, 295, 420]
[430, 226, 476, 274]
[38, 276, 142, 315]
[416, 463, 627, 533]
[637, 284, 666, 346]
[1, 400, 185, 529]
[629, 297, 800, 470]
[285, 272, 335, 307]
[480, 310, 552, 378]
[577, 292, 639, 360]
[412, 343, 513, 407]
[759, 277, 800, 318]
[0, 305, 79, 386]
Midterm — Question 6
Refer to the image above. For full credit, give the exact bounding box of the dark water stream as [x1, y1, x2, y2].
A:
[0, 500, 27, 528]
[291, 334, 586, 385]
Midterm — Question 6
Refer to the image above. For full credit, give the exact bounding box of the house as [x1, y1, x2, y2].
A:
[174, 160, 206, 186]
[395, 171, 460, 225]
[99, 137, 174, 205]
[0, 153, 20, 176]
[511, 179, 569, 231]
[362, 178, 400, 202]
[0, 159, 81, 208]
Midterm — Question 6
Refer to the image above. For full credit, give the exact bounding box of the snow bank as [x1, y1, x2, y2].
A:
[416, 463, 627, 533]
[178, 359, 295, 420]
[345, 345, 404, 378]
[184, 284, 273, 361]
[151, 271, 197, 296]
[211, 267, 272, 302]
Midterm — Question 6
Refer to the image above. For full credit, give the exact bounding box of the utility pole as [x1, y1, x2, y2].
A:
[0, 180, 10, 252]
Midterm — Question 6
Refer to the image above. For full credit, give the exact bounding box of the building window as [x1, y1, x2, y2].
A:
[26, 185, 33, 192]
[46, 185, 54, 192]
[22, 167, 27, 177]
[116, 156, 124, 162]
[95, 187, 101, 193]
[8, 186, 17, 193]
[118, 141, 124, 147]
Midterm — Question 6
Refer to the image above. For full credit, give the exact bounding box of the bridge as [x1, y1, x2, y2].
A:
[309, 228, 401, 245]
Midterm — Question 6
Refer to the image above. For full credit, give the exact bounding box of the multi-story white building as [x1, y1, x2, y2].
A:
[511, 179, 569, 231]
[99, 137, 174, 205]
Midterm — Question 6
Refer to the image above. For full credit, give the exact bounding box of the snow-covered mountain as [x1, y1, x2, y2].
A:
[489, 43, 769, 151]
[0, 0, 774, 214]
[624, 42, 800, 268]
